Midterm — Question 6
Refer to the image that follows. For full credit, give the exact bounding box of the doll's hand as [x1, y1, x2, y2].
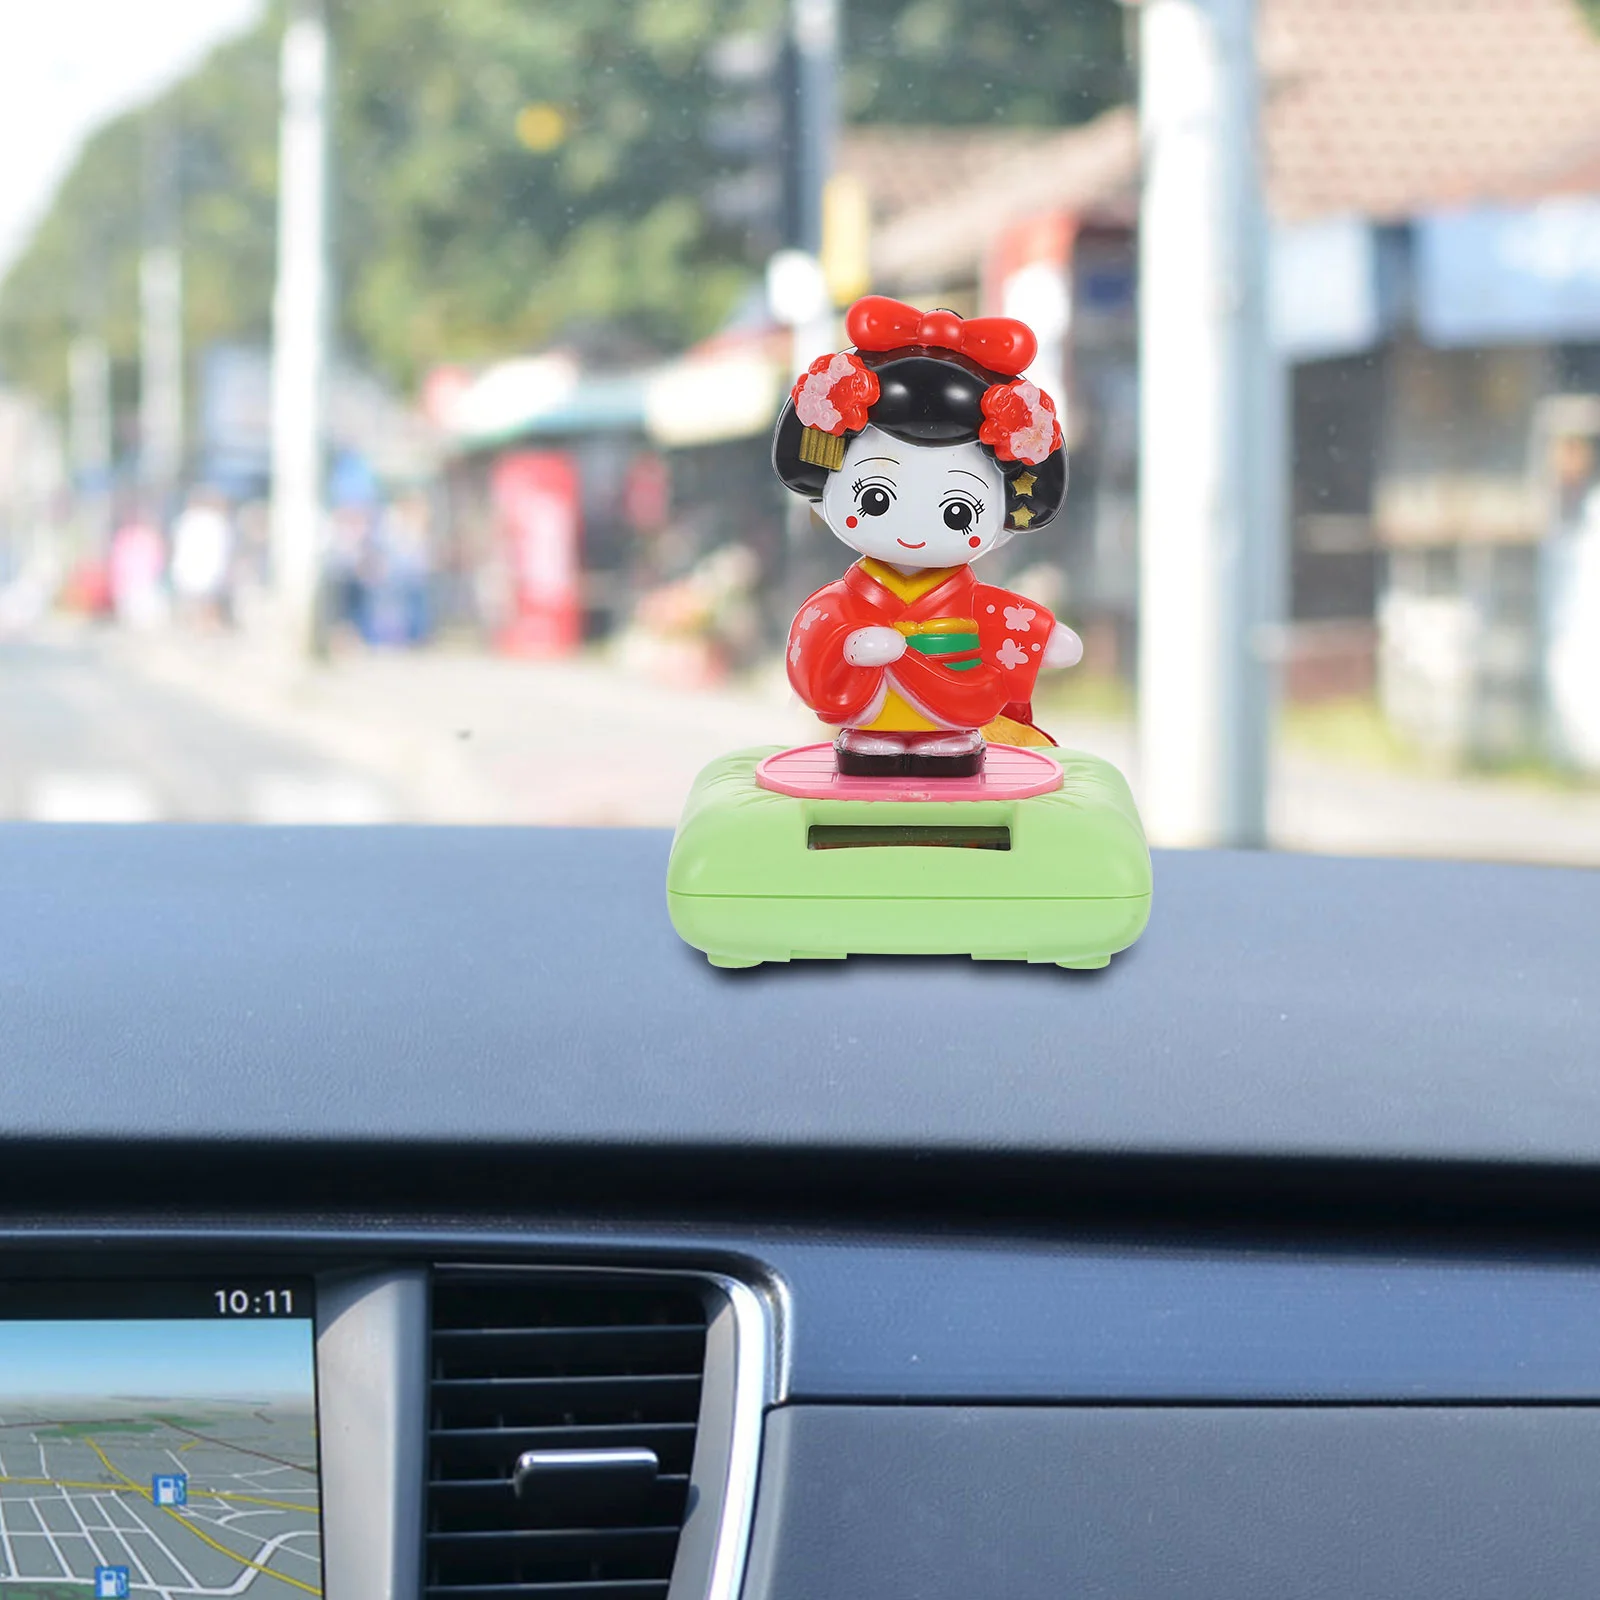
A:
[1042, 622, 1083, 668]
[843, 625, 908, 667]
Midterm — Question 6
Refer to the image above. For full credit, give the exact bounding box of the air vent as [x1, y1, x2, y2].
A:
[426, 1271, 711, 1600]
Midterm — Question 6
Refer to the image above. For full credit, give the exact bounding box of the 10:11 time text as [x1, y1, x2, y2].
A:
[214, 1288, 296, 1315]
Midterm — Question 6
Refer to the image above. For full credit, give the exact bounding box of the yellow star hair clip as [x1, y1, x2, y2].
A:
[1013, 471, 1037, 498]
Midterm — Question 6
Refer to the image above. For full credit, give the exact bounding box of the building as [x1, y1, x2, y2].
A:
[843, 0, 1600, 762]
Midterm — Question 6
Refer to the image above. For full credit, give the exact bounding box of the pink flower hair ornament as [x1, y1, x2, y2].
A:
[790, 351, 880, 469]
[978, 379, 1063, 467]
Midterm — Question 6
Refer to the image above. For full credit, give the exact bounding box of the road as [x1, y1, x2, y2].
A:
[0, 623, 818, 827]
[0, 1403, 320, 1600]
[3, 622, 1599, 863]
[0, 633, 398, 824]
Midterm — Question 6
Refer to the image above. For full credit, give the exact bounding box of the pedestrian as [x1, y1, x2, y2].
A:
[108, 505, 169, 630]
[355, 493, 433, 646]
[169, 488, 236, 628]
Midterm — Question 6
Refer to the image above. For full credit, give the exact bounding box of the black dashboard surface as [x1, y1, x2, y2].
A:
[749, 1405, 1600, 1600]
[0, 824, 1595, 1170]
[7, 823, 1599, 1600]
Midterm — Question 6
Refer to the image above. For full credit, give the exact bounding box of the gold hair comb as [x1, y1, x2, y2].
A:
[798, 426, 847, 471]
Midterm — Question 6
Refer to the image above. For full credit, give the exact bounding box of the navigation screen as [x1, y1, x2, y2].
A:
[0, 1281, 321, 1600]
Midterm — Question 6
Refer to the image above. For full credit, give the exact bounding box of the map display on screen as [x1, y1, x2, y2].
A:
[0, 1281, 321, 1600]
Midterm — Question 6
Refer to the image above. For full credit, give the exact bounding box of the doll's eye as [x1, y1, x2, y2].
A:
[942, 497, 980, 532]
[858, 485, 893, 517]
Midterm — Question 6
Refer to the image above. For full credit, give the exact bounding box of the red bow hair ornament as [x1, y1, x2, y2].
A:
[846, 294, 1037, 377]
[786, 295, 1063, 471]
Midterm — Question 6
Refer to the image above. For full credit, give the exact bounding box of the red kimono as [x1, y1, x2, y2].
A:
[787, 558, 1055, 735]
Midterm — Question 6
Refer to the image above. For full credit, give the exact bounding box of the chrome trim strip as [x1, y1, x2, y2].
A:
[700, 1273, 771, 1600]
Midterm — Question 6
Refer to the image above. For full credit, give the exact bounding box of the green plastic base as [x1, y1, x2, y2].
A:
[666, 746, 1151, 968]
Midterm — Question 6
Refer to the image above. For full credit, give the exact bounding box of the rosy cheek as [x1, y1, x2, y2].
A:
[845, 515, 858, 528]
[968, 536, 982, 548]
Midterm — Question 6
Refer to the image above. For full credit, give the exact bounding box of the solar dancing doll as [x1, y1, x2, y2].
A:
[772, 294, 1083, 777]
[664, 293, 1150, 971]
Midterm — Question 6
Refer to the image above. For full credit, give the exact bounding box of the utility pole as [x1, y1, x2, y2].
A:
[270, 0, 331, 653]
[140, 106, 184, 517]
[788, 0, 836, 261]
[770, 0, 838, 375]
[767, 0, 840, 595]
[1137, 0, 1282, 848]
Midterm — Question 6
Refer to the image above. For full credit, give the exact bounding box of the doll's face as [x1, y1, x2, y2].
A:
[820, 426, 1010, 568]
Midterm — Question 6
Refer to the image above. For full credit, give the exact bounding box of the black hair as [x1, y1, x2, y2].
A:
[772, 343, 1068, 532]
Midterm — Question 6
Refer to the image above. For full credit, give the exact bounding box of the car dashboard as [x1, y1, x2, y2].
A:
[4, 823, 1600, 1600]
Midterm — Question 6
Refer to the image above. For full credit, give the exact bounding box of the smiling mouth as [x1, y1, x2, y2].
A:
[896, 538, 926, 549]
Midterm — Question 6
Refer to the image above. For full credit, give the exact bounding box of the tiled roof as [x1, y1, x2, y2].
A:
[1265, 0, 1600, 220]
[835, 127, 1063, 220]
[844, 109, 1138, 289]
[847, 0, 1600, 287]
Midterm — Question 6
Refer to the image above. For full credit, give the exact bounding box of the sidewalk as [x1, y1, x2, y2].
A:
[108, 628, 1600, 862]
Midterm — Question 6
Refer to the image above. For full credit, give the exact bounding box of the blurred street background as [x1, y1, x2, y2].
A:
[3, 0, 1600, 862]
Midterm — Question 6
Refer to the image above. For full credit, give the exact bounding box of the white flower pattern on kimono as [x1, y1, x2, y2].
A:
[996, 637, 1030, 669]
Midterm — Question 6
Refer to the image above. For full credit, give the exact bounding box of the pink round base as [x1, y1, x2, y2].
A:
[754, 742, 1064, 803]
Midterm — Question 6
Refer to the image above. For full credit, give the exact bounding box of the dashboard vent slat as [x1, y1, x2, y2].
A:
[426, 1273, 709, 1600]
[430, 1423, 698, 1481]
[434, 1325, 705, 1363]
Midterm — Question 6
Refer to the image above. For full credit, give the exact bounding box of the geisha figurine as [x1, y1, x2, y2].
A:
[664, 292, 1150, 971]
[773, 294, 1083, 777]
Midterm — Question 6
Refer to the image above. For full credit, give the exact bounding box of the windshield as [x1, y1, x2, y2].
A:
[1, 0, 1597, 864]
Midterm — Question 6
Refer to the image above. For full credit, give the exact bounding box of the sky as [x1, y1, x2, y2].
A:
[0, 0, 264, 276]
[0, 1318, 316, 1402]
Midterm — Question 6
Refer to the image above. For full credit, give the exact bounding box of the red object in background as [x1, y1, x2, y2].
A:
[61, 557, 114, 617]
[491, 450, 582, 657]
[622, 452, 670, 533]
[981, 211, 1075, 314]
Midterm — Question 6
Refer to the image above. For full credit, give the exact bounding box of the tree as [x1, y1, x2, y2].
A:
[0, 23, 280, 408]
[327, 0, 770, 377]
[0, 0, 1126, 408]
[846, 0, 1127, 125]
